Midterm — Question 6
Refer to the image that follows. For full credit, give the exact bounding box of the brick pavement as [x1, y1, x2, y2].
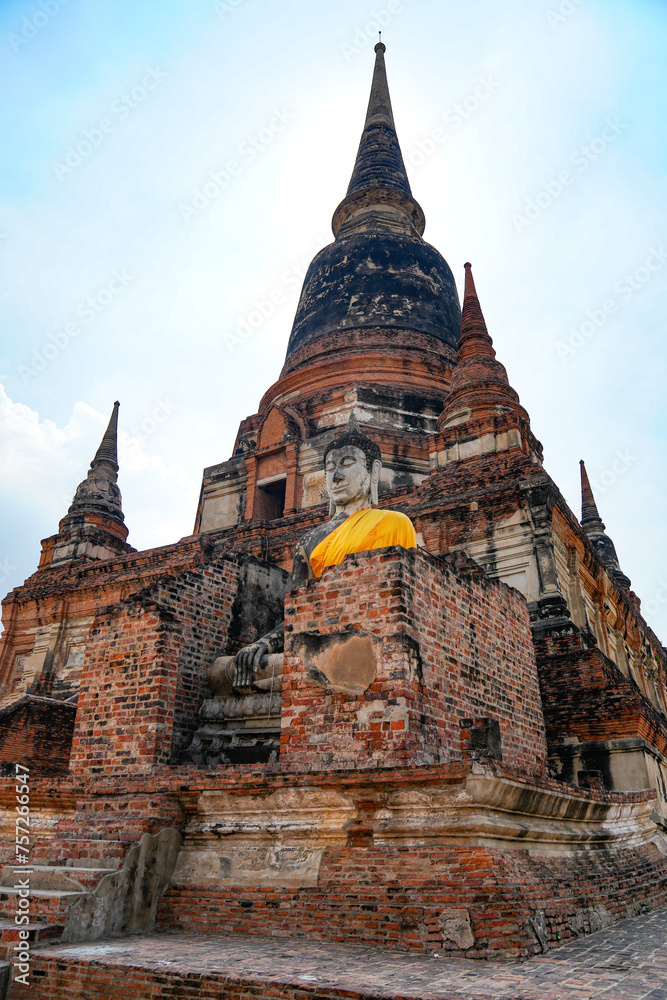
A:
[18, 907, 667, 999]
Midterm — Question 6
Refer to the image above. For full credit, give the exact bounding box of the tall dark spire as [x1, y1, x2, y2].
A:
[281, 43, 461, 371]
[332, 43, 425, 238]
[579, 460, 631, 591]
[346, 42, 410, 198]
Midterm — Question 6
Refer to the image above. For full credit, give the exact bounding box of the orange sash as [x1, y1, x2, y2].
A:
[309, 508, 416, 578]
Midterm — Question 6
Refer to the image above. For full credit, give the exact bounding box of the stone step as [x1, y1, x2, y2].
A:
[0, 866, 109, 893]
[0, 921, 63, 963]
[0, 888, 88, 925]
[0, 839, 126, 870]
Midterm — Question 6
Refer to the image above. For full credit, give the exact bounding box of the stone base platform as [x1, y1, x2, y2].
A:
[9, 910, 667, 999]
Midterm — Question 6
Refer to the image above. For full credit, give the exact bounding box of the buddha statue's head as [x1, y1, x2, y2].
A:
[323, 415, 382, 515]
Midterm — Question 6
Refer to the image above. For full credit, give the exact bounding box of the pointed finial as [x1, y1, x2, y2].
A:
[346, 412, 360, 434]
[66, 400, 125, 524]
[438, 263, 526, 433]
[91, 400, 120, 474]
[580, 460, 605, 530]
[331, 41, 424, 237]
[457, 263, 501, 365]
[579, 459, 631, 590]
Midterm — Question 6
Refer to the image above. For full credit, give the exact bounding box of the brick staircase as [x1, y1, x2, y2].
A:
[0, 823, 181, 998]
[0, 838, 129, 969]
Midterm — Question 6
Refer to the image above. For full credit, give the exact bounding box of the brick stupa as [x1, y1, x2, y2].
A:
[1, 41, 666, 999]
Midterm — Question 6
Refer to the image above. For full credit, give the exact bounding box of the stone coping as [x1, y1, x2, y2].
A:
[0, 760, 656, 808]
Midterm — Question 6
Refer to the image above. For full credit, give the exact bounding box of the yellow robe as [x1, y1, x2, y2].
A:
[309, 508, 416, 578]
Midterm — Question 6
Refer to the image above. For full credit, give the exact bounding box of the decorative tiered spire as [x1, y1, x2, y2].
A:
[68, 401, 124, 525]
[438, 263, 522, 424]
[455, 263, 510, 373]
[579, 460, 631, 590]
[38, 401, 132, 569]
[332, 42, 425, 238]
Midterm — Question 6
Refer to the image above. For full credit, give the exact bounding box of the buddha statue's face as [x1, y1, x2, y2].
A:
[325, 445, 380, 513]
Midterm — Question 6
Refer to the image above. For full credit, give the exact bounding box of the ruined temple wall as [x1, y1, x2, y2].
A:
[0, 536, 219, 708]
[535, 630, 667, 820]
[70, 558, 240, 776]
[0, 698, 76, 775]
[551, 504, 667, 716]
[280, 546, 548, 774]
[159, 838, 667, 960]
[413, 550, 547, 775]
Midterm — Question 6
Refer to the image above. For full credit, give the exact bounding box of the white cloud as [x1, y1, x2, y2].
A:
[0, 385, 198, 600]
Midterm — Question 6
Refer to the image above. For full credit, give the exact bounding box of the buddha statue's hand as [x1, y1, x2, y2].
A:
[233, 640, 269, 689]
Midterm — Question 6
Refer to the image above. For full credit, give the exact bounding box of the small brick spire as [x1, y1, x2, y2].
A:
[39, 401, 132, 569]
[456, 262, 507, 370]
[67, 401, 125, 526]
[435, 263, 542, 463]
[579, 459, 631, 590]
[440, 263, 520, 416]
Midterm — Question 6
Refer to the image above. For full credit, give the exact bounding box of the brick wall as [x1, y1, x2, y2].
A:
[158, 838, 667, 959]
[535, 636, 667, 757]
[3, 765, 665, 966]
[8, 958, 391, 1000]
[280, 547, 547, 774]
[0, 697, 75, 775]
[70, 558, 239, 775]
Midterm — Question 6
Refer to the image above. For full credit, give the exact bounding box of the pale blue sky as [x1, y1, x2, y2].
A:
[1, 0, 666, 639]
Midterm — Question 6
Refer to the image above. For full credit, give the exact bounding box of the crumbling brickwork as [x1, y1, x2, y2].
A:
[0, 696, 76, 775]
[280, 547, 547, 774]
[70, 558, 239, 775]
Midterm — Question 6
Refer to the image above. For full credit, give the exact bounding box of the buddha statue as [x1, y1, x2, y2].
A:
[233, 415, 416, 688]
